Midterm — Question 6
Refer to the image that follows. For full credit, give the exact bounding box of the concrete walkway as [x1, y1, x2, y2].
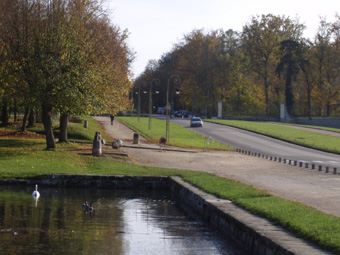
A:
[94, 116, 340, 219]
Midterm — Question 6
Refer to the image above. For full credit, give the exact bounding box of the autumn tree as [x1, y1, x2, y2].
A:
[0, 0, 133, 148]
[242, 14, 305, 115]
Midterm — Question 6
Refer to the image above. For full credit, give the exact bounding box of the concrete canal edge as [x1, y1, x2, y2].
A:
[0, 175, 333, 255]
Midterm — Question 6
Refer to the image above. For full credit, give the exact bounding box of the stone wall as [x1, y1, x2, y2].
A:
[0, 175, 330, 255]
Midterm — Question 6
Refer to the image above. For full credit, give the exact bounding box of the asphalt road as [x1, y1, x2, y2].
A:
[169, 117, 340, 169]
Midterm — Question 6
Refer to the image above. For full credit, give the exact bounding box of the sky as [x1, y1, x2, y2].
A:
[105, 0, 340, 78]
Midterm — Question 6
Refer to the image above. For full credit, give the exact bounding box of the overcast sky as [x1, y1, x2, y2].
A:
[105, 0, 340, 78]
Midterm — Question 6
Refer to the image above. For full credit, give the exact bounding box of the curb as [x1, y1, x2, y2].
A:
[235, 148, 339, 175]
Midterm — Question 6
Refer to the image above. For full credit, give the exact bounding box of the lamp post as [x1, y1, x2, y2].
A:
[137, 84, 141, 122]
[166, 75, 180, 142]
[148, 78, 160, 130]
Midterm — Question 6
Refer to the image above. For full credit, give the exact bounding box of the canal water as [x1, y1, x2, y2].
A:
[0, 185, 247, 254]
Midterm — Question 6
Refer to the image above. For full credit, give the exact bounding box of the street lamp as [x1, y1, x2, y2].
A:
[136, 84, 141, 122]
[148, 78, 160, 130]
[166, 75, 180, 142]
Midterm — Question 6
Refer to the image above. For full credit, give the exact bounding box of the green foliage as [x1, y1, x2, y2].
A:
[117, 116, 230, 150]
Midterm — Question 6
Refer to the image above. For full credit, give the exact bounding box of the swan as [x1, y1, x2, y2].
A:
[32, 184, 40, 198]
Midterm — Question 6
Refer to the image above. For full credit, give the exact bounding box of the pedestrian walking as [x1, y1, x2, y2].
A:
[110, 114, 115, 125]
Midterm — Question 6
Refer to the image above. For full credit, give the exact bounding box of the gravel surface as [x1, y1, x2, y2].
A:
[94, 116, 340, 217]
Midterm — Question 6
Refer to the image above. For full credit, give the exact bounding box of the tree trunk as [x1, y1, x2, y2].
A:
[42, 103, 56, 149]
[1, 98, 9, 127]
[14, 100, 18, 122]
[28, 109, 35, 127]
[58, 112, 69, 143]
[21, 107, 30, 132]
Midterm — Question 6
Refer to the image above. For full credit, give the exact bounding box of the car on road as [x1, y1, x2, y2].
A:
[190, 117, 203, 127]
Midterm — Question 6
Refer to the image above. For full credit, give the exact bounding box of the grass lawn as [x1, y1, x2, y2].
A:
[1, 116, 340, 254]
[206, 119, 340, 154]
[117, 116, 230, 150]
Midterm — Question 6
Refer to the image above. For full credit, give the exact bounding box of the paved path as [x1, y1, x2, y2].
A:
[94, 116, 340, 218]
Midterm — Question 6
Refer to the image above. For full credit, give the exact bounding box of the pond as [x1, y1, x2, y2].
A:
[0, 185, 247, 254]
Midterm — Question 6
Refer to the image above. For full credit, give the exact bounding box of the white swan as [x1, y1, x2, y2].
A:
[32, 184, 40, 198]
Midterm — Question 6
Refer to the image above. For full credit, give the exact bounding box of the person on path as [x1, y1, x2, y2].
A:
[110, 114, 115, 125]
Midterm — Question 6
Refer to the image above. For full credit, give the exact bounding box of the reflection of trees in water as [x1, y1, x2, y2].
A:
[0, 187, 126, 254]
[0, 187, 245, 255]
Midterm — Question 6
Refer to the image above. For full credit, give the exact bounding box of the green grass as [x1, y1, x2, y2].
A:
[26, 116, 112, 143]
[117, 116, 230, 150]
[272, 122, 340, 133]
[206, 119, 340, 154]
[2, 116, 340, 253]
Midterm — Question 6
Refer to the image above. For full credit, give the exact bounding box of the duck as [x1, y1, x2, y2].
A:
[82, 201, 89, 209]
[32, 184, 40, 198]
[83, 202, 95, 213]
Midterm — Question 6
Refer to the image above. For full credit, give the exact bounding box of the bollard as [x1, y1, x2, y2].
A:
[283, 159, 286, 164]
[299, 162, 303, 167]
[305, 163, 309, 168]
[92, 132, 102, 156]
[326, 166, 329, 173]
[258, 153, 261, 157]
[318, 165, 322, 171]
[294, 161, 297, 166]
[311, 164, 315, 170]
[288, 160, 292, 165]
[333, 168, 337, 174]
[133, 133, 140, 144]
[278, 157, 282, 162]
[84, 120, 88, 128]
[274, 157, 277, 161]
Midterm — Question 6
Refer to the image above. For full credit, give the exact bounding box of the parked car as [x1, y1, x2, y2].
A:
[190, 117, 203, 127]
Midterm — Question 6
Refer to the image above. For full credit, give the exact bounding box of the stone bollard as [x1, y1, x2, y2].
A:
[326, 166, 329, 173]
[318, 165, 322, 171]
[133, 133, 140, 144]
[84, 120, 88, 128]
[112, 139, 123, 149]
[311, 164, 315, 170]
[305, 163, 309, 168]
[92, 132, 102, 156]
[333, 168, 337, 174]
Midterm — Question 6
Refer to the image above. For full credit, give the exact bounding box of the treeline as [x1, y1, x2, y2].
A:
[135, 14, 340, 118]
[0, 0, 133, 148]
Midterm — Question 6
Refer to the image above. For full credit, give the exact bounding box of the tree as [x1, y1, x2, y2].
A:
[276, 39, 303, 115]
[0, 0, 133, 147]
[242, 14, 305, 115]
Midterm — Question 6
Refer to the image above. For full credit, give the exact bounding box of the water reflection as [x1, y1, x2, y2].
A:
[0, 186, 247, 254]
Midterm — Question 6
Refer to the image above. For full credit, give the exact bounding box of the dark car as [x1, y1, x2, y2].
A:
[190, 117, 203, 127]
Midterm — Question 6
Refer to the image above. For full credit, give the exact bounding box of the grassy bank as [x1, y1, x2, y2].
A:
[206, 119, 340, 154]
[1, 117, 340, 253]
[117, 116, 229, 150]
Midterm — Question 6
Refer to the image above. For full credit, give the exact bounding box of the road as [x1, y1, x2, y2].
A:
[168, 117, 340, 169]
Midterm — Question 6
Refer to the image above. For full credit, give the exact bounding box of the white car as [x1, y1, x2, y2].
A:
[190, 117, 203, 127]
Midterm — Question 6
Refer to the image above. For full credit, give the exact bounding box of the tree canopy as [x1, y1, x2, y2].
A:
[135, 14, 340, 119]
[0, 0, 133, 148]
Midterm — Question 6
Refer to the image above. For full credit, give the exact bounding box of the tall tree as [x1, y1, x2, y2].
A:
[276, 39, 302, 115]
[242, 14, 305, 115]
